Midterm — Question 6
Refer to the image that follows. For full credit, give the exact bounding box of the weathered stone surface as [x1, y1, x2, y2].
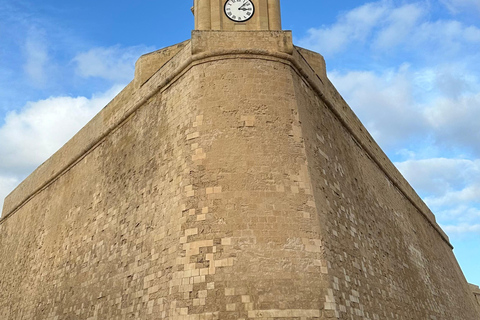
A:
[191, 30, 293, 55]
[135, 40, 189, 89]
[471, 284, 480, 309]
[0, 30, 478, 320]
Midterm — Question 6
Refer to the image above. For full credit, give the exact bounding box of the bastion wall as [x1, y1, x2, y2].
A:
[0, 31, 478, 320]
[470, 284, 480, 309]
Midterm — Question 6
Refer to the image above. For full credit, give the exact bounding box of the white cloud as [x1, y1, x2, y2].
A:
[329, 65, 429, 150]
[395, 158, 480, 236]
[0, 85, 122, 179]
[309, 1, 480, 240]
[395, 158, 480, 198]
[297, 1, 390, 55]
[424, 92, 480, 155]
[298, 0, 480, 58]
[426, 185, 480, 207]
[0, 85, 124, 217]
[1, 23, 155, 217]
[73, 45, 153, 82]
[437, 205, 480, 223]
[411, 20, 480, 59]
[330, 64, 480, 156]
[373, 3, 425, 49]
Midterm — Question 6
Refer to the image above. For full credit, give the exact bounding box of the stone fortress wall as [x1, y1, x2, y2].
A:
[470, 284, 480, 308]
[1, 31, 479, 319]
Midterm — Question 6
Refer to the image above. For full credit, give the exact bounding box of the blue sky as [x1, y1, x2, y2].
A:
[0, 0, 479, 285]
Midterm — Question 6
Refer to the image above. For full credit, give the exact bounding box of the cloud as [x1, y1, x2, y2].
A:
[395, 158, 480, 198]
[0, 85, 122, 178]
[0, 43, 149, 216]
[411, 20, 480, 60]
[426, 185, 480, 208]
[298, 1, 390, 55]
[0, 5, 155, 217]
[0, 85, 124, 216]
[329, 65, 429, 151]
[297, 0, 480, 60]
[73, 45, 153, 82]
[373, 3, 425, 49]
[395, 158, 480, 235]
[330, 63, 480, 157]
[437, 206, 480, 223]
[308, 1, 480, 240]
[424, 92, 480, 155]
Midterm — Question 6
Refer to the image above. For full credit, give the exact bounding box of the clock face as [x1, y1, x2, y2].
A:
[224, 0, 255, 22]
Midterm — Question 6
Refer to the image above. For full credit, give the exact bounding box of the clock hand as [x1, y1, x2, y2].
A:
[239, 1, 248, 10]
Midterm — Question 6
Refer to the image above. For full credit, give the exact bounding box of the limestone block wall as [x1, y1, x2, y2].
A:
[134, 41, 189, 89]
[0, 32, 330, 319]
[0, 42, 198, 319]
[294, 48, 479, 319]
[0, 31, 478, 320]
[470, 284, 480, 310]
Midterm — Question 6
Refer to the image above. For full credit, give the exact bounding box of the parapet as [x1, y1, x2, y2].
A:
[134, 40, 189, 89]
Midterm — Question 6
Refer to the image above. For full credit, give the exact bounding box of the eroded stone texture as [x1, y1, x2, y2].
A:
[292, 52, 478, 319]
[0, 31, 478, 320]
[471, 284, 480, 309]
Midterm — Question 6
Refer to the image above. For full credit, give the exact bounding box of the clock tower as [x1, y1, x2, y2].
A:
[194, 0, 281, 30]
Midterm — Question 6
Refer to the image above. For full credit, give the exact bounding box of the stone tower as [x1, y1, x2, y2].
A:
[1, 1, 479, 319]
[194, 0, 281, 30]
